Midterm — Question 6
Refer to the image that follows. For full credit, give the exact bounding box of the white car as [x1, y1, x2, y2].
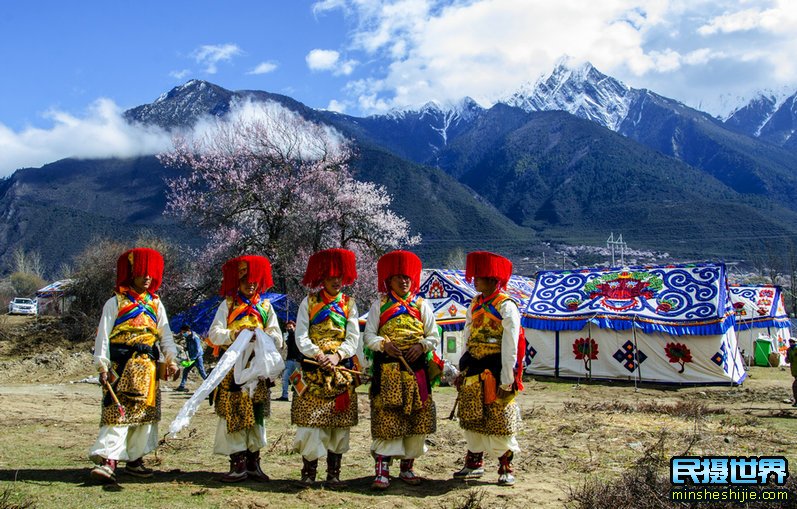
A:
[8, 297, 37, 316]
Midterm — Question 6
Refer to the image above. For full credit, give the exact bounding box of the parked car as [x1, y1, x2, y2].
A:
[8, 297, 37, 316]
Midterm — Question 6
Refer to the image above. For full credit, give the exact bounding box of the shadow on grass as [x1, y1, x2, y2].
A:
[0, 469, 465, 497]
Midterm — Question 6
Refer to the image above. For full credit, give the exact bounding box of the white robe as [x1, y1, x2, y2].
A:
[89, 296, 177, 463]
[207, 299, 283, 455]
[363, 296, 440, 459]
[461, 297, 522, 458]
[293, 295, 360, 461]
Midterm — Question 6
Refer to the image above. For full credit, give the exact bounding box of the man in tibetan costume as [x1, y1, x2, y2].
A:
[89, 248, 179, 483]
[208, 255, 283, 482]
[292, 248, 361, 488]
[453, 251, 524, 486]
[363, 250, 440, 490]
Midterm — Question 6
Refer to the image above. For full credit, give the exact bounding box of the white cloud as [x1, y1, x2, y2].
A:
[169, 69, 191, 80]
[307, 49, 341, 70]
[0, 97, 348, 177]
[325, 99, 347, 112]
[192, 43, 242, 74]
[316, 0, 797, 115]
[247, 61, 279, 75]
[306, 49, 358, 75]
[0, 99, 172, 177]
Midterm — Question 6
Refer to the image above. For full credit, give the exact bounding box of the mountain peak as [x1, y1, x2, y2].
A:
[502, 59, 632, 131]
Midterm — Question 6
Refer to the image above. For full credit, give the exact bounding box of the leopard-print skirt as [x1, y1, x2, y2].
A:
[214, 371, 271, 434]
[101, 358, 160, 426]
[457, 382, 520, 436]
[370, 363, 436, 440]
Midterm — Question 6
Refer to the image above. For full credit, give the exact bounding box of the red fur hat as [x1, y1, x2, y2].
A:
[377, 250, 422, 293]
[301, 248, 357, 288]
[465, 251, 513, 289]
[220, 255, 273, 297]
[116, 248, 164, 293]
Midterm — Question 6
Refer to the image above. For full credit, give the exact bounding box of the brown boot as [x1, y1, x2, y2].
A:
[497, 451, 515, 486]
[371, 455, 390, 490]
[325, 452, 346, 489]
[298, 457, 318, 487]
[399, 458, 422, 485]
[245, 450, 270, 482]
[220, 452, 248, 483]
[453, 451, 484, 479]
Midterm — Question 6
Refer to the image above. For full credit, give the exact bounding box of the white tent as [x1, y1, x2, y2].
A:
[728, 285, 791, 366]
[522, 263, 746, 385]
[417, 269, 535, 365]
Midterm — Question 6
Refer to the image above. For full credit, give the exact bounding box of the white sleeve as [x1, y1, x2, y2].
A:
[462, 302, 473, 353]
[500, 300, 521, 387]
[338, 300, 359, 359]
[363, 299, 384, 352]
[208, 303, 232, 346]
[419, 299, 441, 353]
[93, 297, 118, 372]
[295, 297, 318, 358]
[264, 301, 283, 349]
[157, 302, 178, 364]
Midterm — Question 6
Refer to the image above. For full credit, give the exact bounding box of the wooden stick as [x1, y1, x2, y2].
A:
[103, 379, 125, 419]
[448, 394, 460, 420]
[303, 358, 368, 376]
[397, 355, 414, 373]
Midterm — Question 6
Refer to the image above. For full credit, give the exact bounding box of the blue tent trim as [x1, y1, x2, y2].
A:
[521, 314, 735, 336]
[734, 318, 791, 331]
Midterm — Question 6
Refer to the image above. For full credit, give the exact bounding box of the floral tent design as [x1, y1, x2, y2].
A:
[728, 285, 791, 365]
[522, 263, 746, 385]
[417, 268, 535, 364]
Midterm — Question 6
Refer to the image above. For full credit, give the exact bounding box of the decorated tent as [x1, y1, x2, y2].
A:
[418, 269, 535, 364]
[728, 285, 791, 366]
[35, 279, 75, 315]
[170, 292, 291, 337]
[522, 263, 745, 385]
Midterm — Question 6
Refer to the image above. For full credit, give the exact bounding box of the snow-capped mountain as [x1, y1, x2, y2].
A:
[723, 88, 797, 150]
[502, 59, 634, 131]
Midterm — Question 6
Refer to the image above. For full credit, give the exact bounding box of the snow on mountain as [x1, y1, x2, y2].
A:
[376, 97, 484, 146]
[502, 58, 633, 131]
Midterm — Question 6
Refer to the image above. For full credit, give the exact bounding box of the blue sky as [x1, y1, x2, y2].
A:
[1, 0, 796, 175]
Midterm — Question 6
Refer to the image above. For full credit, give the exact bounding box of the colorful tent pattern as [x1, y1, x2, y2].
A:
[728, 285, 790, 331]
[521, 263, 746, 384]
[418, 269, 535, 331]
[522, 263, 735, 337]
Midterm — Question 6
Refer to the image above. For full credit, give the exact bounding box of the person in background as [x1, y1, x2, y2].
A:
[787, 337, 797, 407]
[89, 248, 178, 483]
[276, 320, 299, 401]
[175, 324, 208, 392]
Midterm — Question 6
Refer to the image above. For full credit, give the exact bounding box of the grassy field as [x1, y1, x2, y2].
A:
[1, 316, 796, 509]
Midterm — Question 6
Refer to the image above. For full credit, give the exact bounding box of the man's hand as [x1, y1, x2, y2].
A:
[383, 340, 402, 359]
[99, 371, 108, 385]
[453, 373, 464, 389]
[315, 352, 340, 371]
[498, 383, 515, 399]
[405, 344, 425, 363]
[166, 363, 178, 379]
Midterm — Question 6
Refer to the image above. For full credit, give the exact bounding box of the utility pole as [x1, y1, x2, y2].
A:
[607, 233, 628, 267]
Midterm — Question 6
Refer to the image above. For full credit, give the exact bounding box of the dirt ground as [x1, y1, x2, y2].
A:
[1, 315, 796, 509]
